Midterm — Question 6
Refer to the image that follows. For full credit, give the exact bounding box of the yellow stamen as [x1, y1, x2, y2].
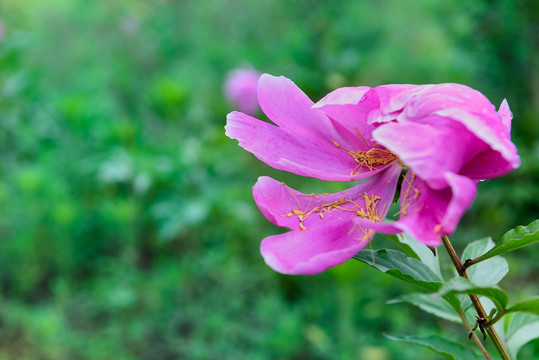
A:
[395, 173, 421, 217]
[332, 139, 397, 175]
[280, 183, 385, 233]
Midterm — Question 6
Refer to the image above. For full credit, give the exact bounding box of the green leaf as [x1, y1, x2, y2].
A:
[388, 293, 461, 323]
[474, 219, 539, 263]
[354, 249, 443, 292]
[506, 297, 539, 316]
[436, 277, 509, 313]
[384, 234, 419, 259]
[385, 334, 483, 360]
[384, 232, 442, 278]
[462, 238, 508, 287]
[505, 313, 539, 359]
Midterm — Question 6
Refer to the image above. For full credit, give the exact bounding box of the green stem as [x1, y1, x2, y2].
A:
[462, 257, 480, 269]
[455, 308, 492, 360]
[441, 235, 511, 360]
[485, 309, 506, 329]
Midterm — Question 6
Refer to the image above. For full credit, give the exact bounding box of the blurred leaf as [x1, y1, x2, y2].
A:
[436, 277, 509, 313]
[505, 313, 539, 359]
[354, 249, 443, 292]
[506, 297, 539, 316]
[462, 238, 508, 287]
[388, 293, 461, 323]
[385, 334, 483, 360]
[384, 233, 442, 278]
[473, 220, 539, 263]
[151, 199, 209, 242]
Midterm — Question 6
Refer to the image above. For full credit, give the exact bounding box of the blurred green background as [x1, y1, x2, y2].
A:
[0, 0, 537, 359]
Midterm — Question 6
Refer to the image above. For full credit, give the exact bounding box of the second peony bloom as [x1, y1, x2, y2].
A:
[225, 74, 520, 275]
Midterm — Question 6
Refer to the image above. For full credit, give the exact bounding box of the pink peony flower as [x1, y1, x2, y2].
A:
[225, 74, 520, 274]
[224, 67, 261, 116]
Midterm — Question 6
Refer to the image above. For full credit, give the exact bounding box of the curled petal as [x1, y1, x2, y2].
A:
[226, 111, 394, 181]
[460, 149, 518, 179]
[442, 172, 477, 234]
[398, 84, 520, 175]
[395, 171, 476, 246]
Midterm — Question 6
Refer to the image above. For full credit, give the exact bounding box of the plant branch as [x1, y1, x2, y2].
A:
[455, 307, 492, 360]
[462, 257, 480, 269]
[442, 235, 511, 360]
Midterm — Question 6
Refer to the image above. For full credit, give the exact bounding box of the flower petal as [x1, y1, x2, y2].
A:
[460, 149, 518, 179]
[395, 171, 476, 246]
[372, 121, 483, 189]
[313, 86, 378, 150]
[442, 172, 477, 234]
[369, 84, 433, 124]
[257, 74, 342, 143]
[399, 84, 521, 174]
[498, 98, 512, 134]
[260, 220, 371, 275]
[253, 163, 401, 231]
[226, 111, 393, 181]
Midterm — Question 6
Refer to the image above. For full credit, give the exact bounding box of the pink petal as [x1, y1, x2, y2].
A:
[498, 99, 512, 133]
[394, 171, 476, 246]
[253, 163, 401, 231]
[442, 172, 477, 233]
[226, 111, 395, 181]
[260, 220, 371, 275]
[313, 87, 378, 150]
[355, 171, 477, 247]
[428, 107, 520, 170]
[257, 74, 343, 143]
[372, 121, 484, 189]
[369, 84, 433, 124]
[399, 84, 520, 173]
[460, 149, 518, 179]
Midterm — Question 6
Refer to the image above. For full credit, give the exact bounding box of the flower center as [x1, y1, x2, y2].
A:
[332, 141, 397, 175]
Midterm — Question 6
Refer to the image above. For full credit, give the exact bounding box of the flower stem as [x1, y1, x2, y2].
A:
[456, 309, 492, 360]
[441, 235, 511, 360]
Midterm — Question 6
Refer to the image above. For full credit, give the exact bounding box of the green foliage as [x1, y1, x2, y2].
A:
[506, 297, 539, 316]
[377, 227, 539, 359]
[388, 293, 461, 323]
[471, 219, 539, 264]
[436, 277, 509, 314]
[384, 233, 442, 278]
[462, 238, 509, 287]
[506, 313, 539, 359]
[385, 334, 483, 360]
[354, 249, 443, 292]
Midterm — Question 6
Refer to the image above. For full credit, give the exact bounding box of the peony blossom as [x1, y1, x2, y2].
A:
[225, 74, 520, 274]
[224, 67, 261, 116]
